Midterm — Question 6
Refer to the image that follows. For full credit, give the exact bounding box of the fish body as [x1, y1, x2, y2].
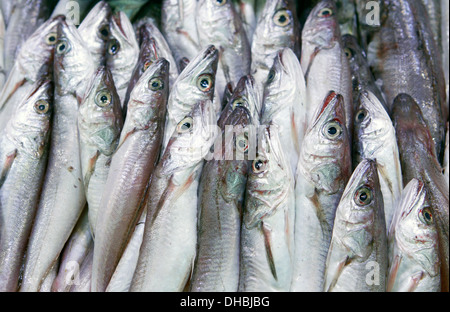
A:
[353, 90, 403, 230]
[291, 91, 352, 292]
[0, 79, 53, 292]
[131, 99, 218, 292]
[324, 159, 387, 292]
[387, 179, 441, 292]
[238, 125, 295, 292]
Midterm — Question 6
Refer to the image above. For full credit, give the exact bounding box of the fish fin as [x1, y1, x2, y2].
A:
[406, 271, 425, 292]
[307, 188, 331, 238]
[84, 150, 100, 188]
[0, 149, 18, 188]
[326, 255, 352, 292]
[377, 163, 394, 195]
[387, 254, 402, 292]
[261, 222, 277, 281]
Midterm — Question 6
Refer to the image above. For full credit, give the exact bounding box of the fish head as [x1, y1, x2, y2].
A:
[300, 91, 351, 194]
[106, 11, 140, 69]
[302, 0, 339, 49]
[168, 45, 219, 121]
[9, 79, 54, 159]
[78, 1, 112, 64]
[245, 125, 292, 228]
[54, 20, 95, 97]
[125, 58, 170, 131]
[78, 66, 123, 156]
[341, 34, 367, 75]
[390, 179, 440, 278]
[14, 15, 64, 79]
[337, 159, 385, 260]
[161, 99, 218, 177]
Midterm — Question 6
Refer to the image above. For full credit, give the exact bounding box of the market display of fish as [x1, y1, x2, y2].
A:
[0, 0, 448, 293]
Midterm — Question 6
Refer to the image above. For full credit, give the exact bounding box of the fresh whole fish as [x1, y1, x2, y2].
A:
[261, 47, 307, 179]
[20, 20, 94, 292]
[291, 91, 352, 292]
[238, 125, 295, 292]
[300, 0, 353, 138]
[196, 0, 251, 100]
[251, 0, 300, 88]
[161, 0, 200, 69]
[353, 90, 403, 231]
[106, 11, 139, 108]
[92, 58, 169, 292]
[372, 0, 447, 161]
[0, 79, 53, 292]
[131, 99, 218, 292]
[161, 45, 219, 153]
[190, 104, 252, 292]
[324, 159, 387, 292]
[387, 178, 441, 292]
[78, 66, 123, 238]
[392, 93, 449, 292]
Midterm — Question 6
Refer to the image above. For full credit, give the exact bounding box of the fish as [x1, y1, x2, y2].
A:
[105, 0, 148, 21]
[444, 124, 449, 186]
[91, 59, 169, 292]
[236, 0, 257, 45]
[19, 20, 95, 292]
[0, 79, 53, 292]
[341, 34, 388, 114]
[291, 91, 352, 292]
[0, 11, 5, 89]
[0, 0, 13, 26]
[51, 207, 93, 292]
[161, 45, 219, 153]
[324, 159, 387, 292]
[50, 0, 96, 24]
[387, 178, 441, 292]
[372, 0, 447, 161]
[77, 66, 123, 238]
[131, 99, 218, 292]
[392, 93, 449, 292]
[69, 246, 93, 292]
[77, 1, 112, 68]
[0, 15, 63, 134]
[161, 0, 201, 69]
[238, 125, 295, 292]
[3, 0, 55, 76]
[190, 104, 252, 292]
[196, 0, 251, 100]
[261, 47, 307, 179]
[420, 0, 442, 52]
[38, 262, 58, 292]
[442, 0, 449, 116]
[300, 0, 353, 138]
[106, 11, 140, 108]
[251, 0, 300, 88]
[353, 90, 403, 231]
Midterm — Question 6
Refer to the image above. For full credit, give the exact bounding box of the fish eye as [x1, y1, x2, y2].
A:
[355, 109, 367, 123]
[95, 90, 112, 107]
[267, 69, 276, 84]
[34, 100, 50, 114]
[177, 116, 194, 133]
[231, 97, 245, 110]
[252, 157, 267, 174]
[108, 39, 120, 55]
[322, 120, 343, 140]
[149, 77, 165, 91]
[236, 133, 249, 153]
[273, 9, 291, 27]
[197, 74, 213, 92]
[46, 32, 57, 45]
[215, 0, 227, 6]
[56, 39, 70, 54]
[344, 48, 354, 59]
[419, 207, 433, 225]
[354, 186, 373, 206]
[318, 7, 333, 18]
[98, 24, 110, 39]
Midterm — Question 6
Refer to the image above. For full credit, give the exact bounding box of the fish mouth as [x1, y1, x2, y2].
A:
[179, 45, 218, 79]
[341, 158, 377, 199]
[312, 91, 344, 127]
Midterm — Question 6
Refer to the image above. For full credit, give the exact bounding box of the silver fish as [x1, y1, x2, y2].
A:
[0, 11, 5, 89]
[0, 79, 53, 292]
[239, 125, 295, 292]
[92, 59, 169, 292]
[131, 99, 218, 292]
[291, 91, 352, 292]
[20, 20, 95, 292]
[324, 159, 387, 292]
[387, 179, 441, 292]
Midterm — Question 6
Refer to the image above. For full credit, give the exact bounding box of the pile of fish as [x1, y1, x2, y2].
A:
[0, 0, 448, 292]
